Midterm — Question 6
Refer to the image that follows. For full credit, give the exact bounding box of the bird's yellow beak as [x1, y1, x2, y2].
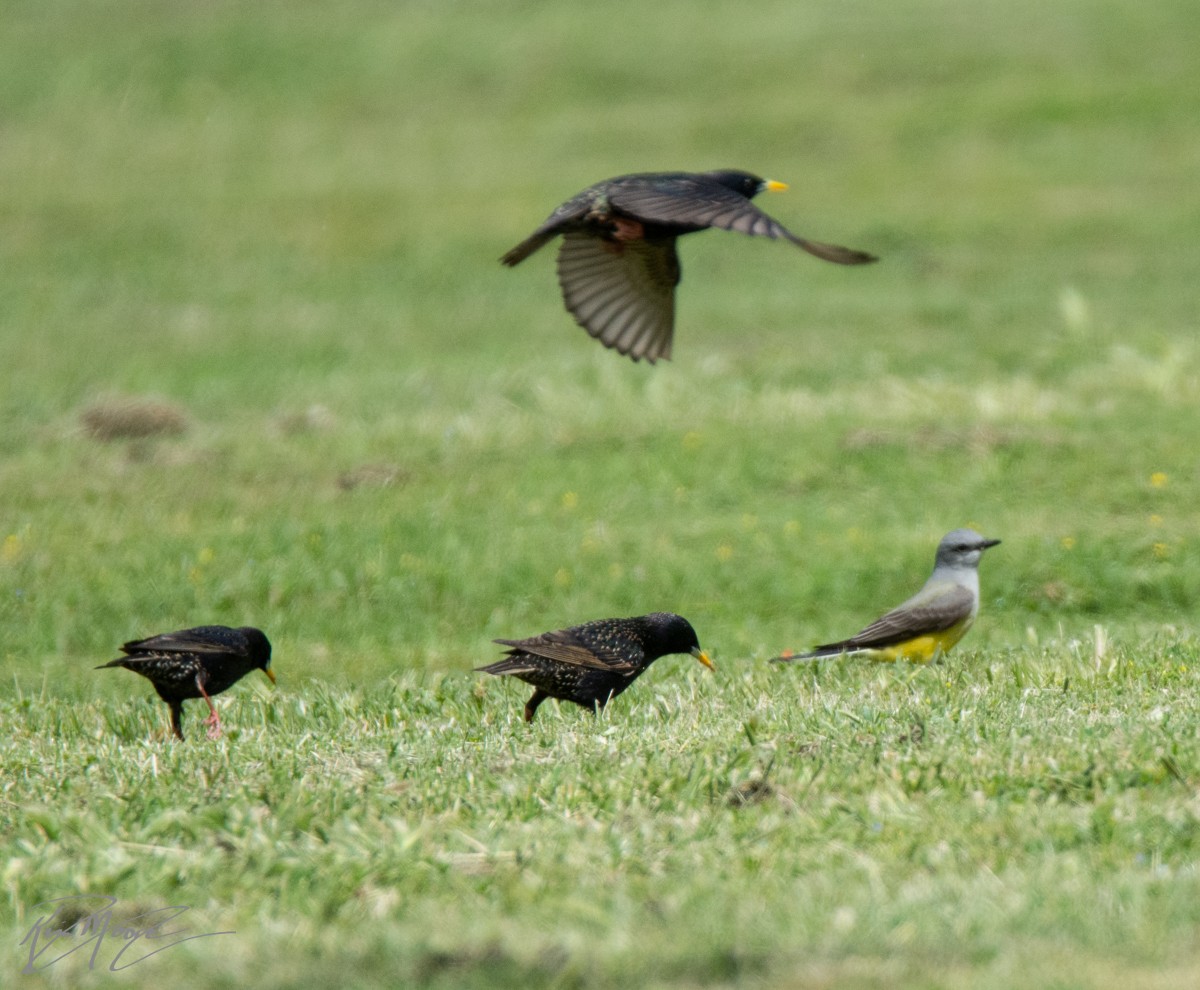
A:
[263, 668, 277, 685]
[764, 179, 789, 193]
[691, 647, 714, 670]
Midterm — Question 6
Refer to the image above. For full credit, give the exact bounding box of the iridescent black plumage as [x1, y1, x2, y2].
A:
[501, 169, 877, 363]
[96, 625, 275, 740]
[477, 612, 712, 722]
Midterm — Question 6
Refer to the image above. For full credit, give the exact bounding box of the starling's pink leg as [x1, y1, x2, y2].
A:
[195, 675, 222, 739]
[610, 217, 645, 242]
[167, 701, 185, 741]
[524, 689, 548, 723]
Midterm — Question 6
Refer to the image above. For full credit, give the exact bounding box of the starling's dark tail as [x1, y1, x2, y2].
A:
[501, 232, 556, 266]
[475, 656, 539, 676]
[789, 235, 878, 266]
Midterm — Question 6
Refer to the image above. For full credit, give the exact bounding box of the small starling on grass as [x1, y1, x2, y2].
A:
[96, 625, 275, 740]
[477, 612, 712, 722]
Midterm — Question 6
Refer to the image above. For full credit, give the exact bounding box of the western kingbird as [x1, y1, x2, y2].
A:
[772, 528, 1001, 663]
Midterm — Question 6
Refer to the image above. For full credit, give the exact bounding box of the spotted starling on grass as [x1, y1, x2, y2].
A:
[476, 612, 713, 722]
[501, 169, 877, 363]
[96, 625, 275, 740]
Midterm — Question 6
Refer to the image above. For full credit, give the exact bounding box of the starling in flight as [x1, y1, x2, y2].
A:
[96, 625, 275, 740]
[477, 612, 712, 722]
[501, 169, 876, 363]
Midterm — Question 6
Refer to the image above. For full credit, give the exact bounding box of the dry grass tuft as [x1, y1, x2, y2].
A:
[80, 396, 189, 441]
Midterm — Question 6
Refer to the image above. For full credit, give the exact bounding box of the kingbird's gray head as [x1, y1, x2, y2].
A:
[934, 528, 1001, 570]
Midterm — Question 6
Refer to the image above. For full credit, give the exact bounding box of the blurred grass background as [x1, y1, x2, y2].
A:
[3, 0, 1200, 986]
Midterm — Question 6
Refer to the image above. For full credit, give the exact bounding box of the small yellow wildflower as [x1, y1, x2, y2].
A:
[716, 543, 734, 562]
[1060, 536, 1076, 551]
[1153, 542, 1169, 560]
[2, 534, 21, 563]
[1150, 472, 1168, 488]
[561, 491, 579, 510]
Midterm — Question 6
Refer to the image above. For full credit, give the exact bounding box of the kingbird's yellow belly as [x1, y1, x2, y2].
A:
[868, 618, 972, 663]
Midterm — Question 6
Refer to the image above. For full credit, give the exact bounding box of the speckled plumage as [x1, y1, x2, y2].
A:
[477, 612, 712, 722]
[96, 625, 275, 740]
[501, 169, 877, 363]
